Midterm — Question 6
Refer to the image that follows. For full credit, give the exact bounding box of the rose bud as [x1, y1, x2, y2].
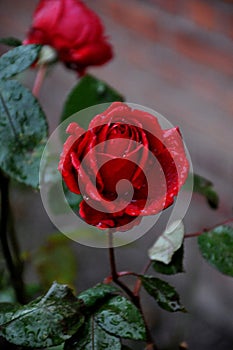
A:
[23, 0, 113, 75]
[59, 102, 189, 231]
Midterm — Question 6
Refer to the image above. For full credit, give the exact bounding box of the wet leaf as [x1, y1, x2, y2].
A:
[198, 225, 233, 276]
[0, 45, 40, 80]
[0, 37, 22, 47]
[49, 345, 65, 350]
[153, 244, 184, 275]
[148, 220, 184, 264]
[0, 79, 48, 188]
[95, 295, 146, 340]
[0, 282, 84, 347]
[141, 275, 186, 313]
[61, 74, 124, 128]
[35, 233, 77, 289]
[65, 316, 121, 350]
[78, 283, 119, 309]
[193, 174, 219, 209]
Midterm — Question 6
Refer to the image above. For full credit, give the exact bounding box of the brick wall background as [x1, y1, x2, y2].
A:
[0, 1, 233, 349]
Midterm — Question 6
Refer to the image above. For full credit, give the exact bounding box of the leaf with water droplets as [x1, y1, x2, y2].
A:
[0, 79, 48, 188]
[193, 174, 219, 209]
[64, 316, 121, 350]
[78, 283, 119, 309]
[141, 275, 186, 313]
[148, 220, 184, 264]
[0, 45, 40, 80]
[61, 74, 124, 129]
[198, 225, 233, 276]
[95, 295, 146, 340]
[0, 282, 84, 347]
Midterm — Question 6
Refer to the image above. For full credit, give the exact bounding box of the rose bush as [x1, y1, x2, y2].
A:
[23, 0, 113, 75]
[59, 102, 189, 230]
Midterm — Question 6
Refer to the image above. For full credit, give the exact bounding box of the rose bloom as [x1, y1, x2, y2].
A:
[23, 0, 113, 75]
[59, 102, 189, 231]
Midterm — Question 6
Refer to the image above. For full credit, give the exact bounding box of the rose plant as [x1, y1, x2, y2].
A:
[0, 1, 232, 350]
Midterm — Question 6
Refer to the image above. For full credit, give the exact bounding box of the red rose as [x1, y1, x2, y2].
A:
[23, 0, 113, 75]
[59, 102, 189, 231]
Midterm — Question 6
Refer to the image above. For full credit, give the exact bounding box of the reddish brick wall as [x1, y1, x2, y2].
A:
[89, 0, 233, 76]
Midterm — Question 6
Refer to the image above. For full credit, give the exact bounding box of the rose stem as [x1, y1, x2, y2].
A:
[108, 232, 135, 300]
[0, 171, 27, 304]
[32, 64, 47, 98]
[134, 260, 152, 296]
[108, 232, 158, 350]
[8, 207, 24, 274]
[184, 217, 233, 239]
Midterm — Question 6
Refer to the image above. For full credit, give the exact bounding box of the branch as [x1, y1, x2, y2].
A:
[0, 171, 26, 304]
[184, 218, 233, 239]
[107, 232, 158, 350]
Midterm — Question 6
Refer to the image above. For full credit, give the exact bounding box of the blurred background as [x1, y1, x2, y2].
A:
[0, 0, 233, 349]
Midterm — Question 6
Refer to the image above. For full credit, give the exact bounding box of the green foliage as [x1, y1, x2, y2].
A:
[153, 245, 184, 275]
[34, 233, 77, 289]
[63, 181, 83, 212]
[193, 174, 219, 209]
[0, 80, 48, 188]
[148, 220, 184, 264]
[0, 37, 22, 47]
[65, 316, 121, 350]
[61, 74, 124, 128]
[0, 283, 84, 347]
[78, 283, 119, 309]
[95, 295, 146, 340]
[141, 275, 186, 312]
[66, 293, 146, 349]
[198, 225, 233, 276]
[0, 44, 40, 80]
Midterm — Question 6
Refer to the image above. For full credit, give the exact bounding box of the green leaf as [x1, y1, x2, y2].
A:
[0, 282, 84, 347]
[0, 79, 48, 188]
[141, 275, 186, 313]
[34, 233, 77, 289]
[193, 174, 219, 209]
[0, 45, 40, 80]
[0, 37, 22, 47]
[65, 315, 121, 350]
[63, 181, 83, 211]
[95, 295, 146, 340]
[148, 220, 184, 264]
[153, 245, 184, 275]
[49, 345, 65, 350]
[198, 225, 233, 276]
[78, 283, 119, 309]
[61, 74, 124, 128]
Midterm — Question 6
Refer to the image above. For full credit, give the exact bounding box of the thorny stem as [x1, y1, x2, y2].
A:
[184, 218, 233, 239]
[108, 232, 136, 300]
[8, 208, 24, 274]
[32, 64, 47, 97]
[0, 171, 26, 304]
[107, 232, 158, 350]
[134, 260, 152, 296]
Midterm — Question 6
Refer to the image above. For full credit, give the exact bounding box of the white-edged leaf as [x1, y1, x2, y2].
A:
[148, 220, 184, 264]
